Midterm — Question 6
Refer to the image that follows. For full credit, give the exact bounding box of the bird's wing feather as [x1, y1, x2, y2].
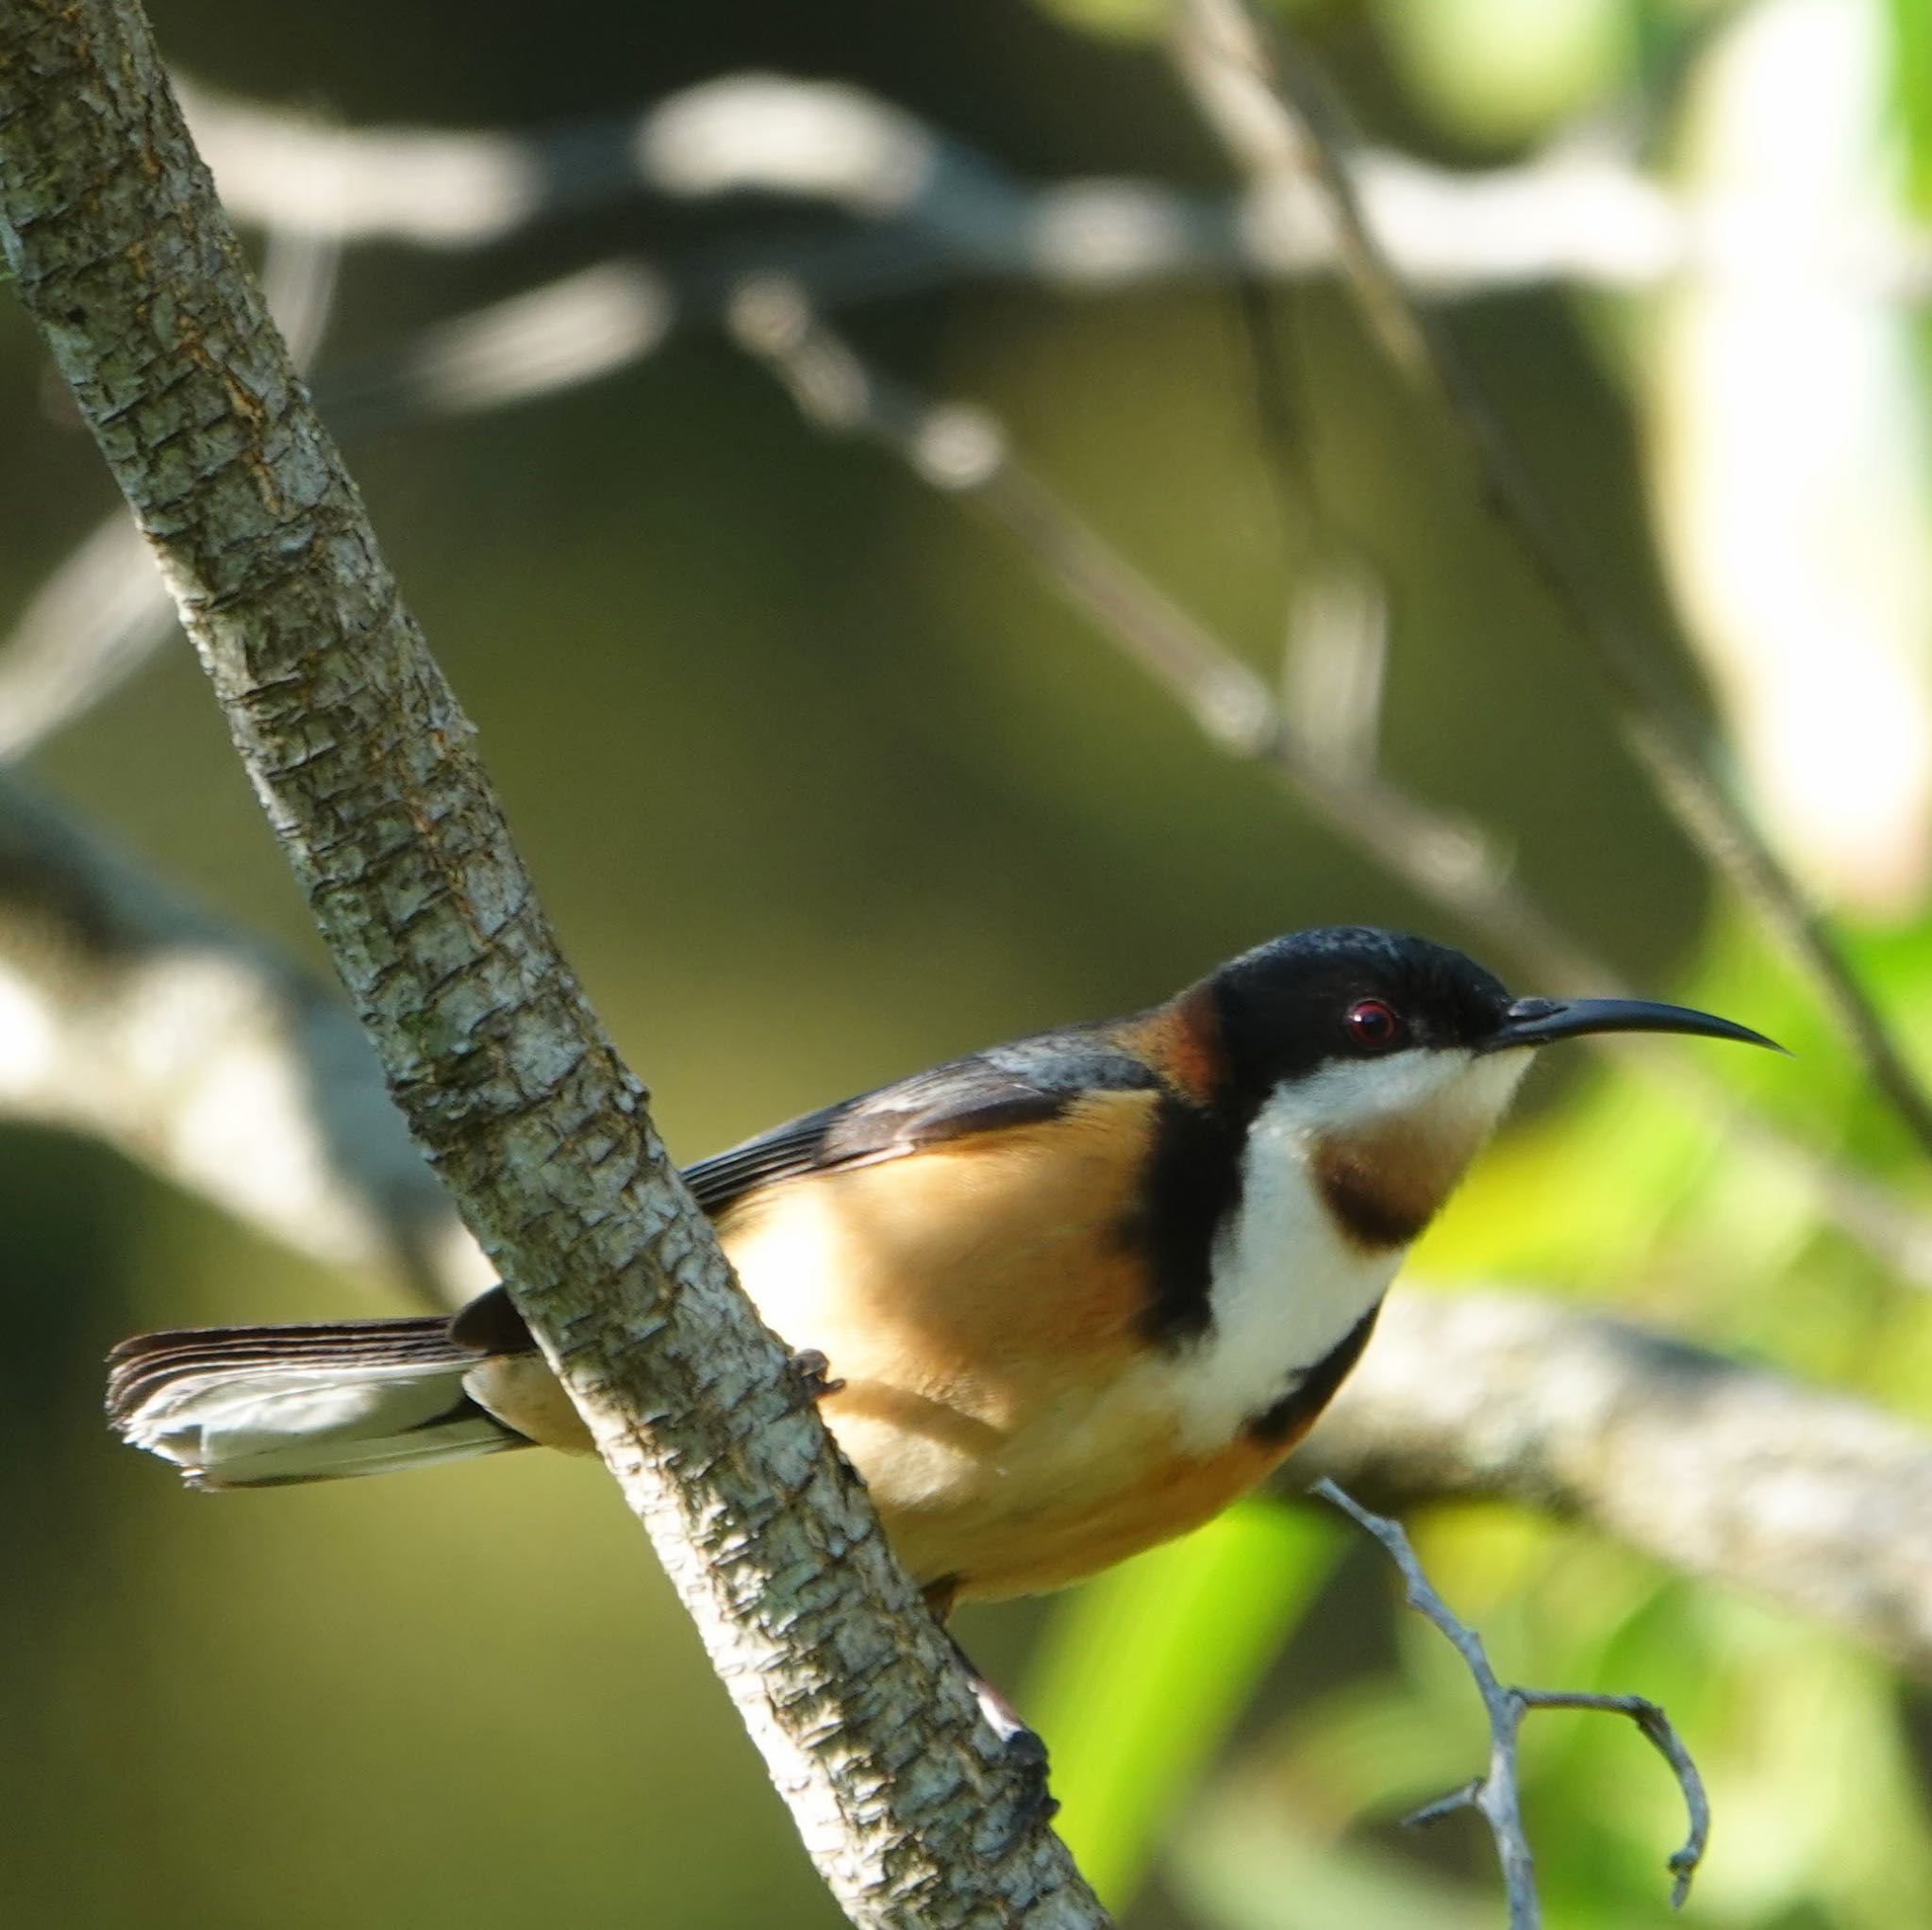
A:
[686, 1060, 1065, 1213]
[451, 1033, 1162, 1356]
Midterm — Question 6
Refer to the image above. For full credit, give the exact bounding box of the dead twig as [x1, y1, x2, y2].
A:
[1314, 1478, 1709, 1924]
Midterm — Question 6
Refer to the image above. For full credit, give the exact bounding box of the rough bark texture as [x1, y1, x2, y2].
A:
[0, 6, 1108, 1923]
[1301, 1290, 1932, 1677]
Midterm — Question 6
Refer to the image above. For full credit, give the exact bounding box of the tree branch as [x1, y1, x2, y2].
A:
[1299, 1290, 1932, 1681]
[9, 769, 1929, 1680]
[175, 71, 1932, 301]
[1171, 0, 1932, 1166]
[1315, 1479, 1708, 1925]
[0, 771, 479, 1304]
[0, 6, 1107, 1923]
[0, 216, 341, 762]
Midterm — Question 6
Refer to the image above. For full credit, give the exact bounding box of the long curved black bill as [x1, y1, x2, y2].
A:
[1484, 996, 1787, 1055]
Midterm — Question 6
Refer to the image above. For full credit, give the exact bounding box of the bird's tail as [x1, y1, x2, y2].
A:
[106, 1315, 529, 1489]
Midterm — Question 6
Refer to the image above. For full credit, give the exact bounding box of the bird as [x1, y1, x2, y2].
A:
[108, 927, 1775, 1746]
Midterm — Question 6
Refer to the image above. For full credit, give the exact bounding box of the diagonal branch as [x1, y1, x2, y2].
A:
[0, 213, 341, 761]
[0, 5, 1107, 1924]
[1171, 0, 1932, 1165]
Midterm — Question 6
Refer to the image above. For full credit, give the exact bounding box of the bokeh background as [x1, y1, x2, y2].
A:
[5, 0, 1932, 1923]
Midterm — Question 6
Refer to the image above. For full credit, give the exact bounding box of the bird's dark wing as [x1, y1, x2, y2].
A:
[449, 1032, 1164, 1356]
[684, 1032, 1161, 1217]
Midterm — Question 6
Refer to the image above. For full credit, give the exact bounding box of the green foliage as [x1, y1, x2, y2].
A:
[1026, 1504, 1342, 1902]
[1891, 0, 1932, 213]
[1369, 0, 1638, 143]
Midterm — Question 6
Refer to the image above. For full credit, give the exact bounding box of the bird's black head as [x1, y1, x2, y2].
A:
[1206, 927, 1513, 1107]
[1194, 925, 1778, 1251]
[1205, 925, 1780, 1108]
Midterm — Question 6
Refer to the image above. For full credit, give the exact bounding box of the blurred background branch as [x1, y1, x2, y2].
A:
[1300, 1289, 1932, 1680]
[726, 284, 1932, 1289]
[1173, 0, 1932, 1165]
[0, 772, 480, 1302]
[179, 71, 1932, 296]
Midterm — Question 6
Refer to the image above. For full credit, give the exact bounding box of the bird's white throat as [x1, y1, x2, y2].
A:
[1167, 1046, 1531, 1451]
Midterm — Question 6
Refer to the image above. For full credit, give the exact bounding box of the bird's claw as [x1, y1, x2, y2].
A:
[787, 1348, 845, 1407]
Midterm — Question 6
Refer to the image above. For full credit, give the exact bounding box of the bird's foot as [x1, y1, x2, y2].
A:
[786, 1348, 845, 1408]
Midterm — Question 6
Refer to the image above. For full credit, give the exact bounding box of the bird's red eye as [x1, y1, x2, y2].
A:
[1345, 998, 1403, 1052]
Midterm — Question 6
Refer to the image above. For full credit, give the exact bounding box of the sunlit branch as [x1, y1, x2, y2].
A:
[0, 8, 1107, 1923]
[0, 217, 342, 759]
[1171, 0, 1932, 1167]
[1315, 1478, 1708, 1926]
[726, 282, 1932, 1289]
[177, 71, 1932, 300]
[0, 773, 482, 1304]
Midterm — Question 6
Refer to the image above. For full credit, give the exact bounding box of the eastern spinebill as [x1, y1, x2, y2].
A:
[109, 926, 1775, 1637]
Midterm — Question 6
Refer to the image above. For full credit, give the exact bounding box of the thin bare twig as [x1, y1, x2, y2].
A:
[1300, 1289, 1932, 1681]
[725, 281, 1932, 1288]
[1314, 1479, 1709, 1924]
[1171, 0, 1932, 1165]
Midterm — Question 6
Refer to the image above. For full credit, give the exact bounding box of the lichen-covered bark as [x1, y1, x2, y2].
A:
[0, 7, 1108, 1922]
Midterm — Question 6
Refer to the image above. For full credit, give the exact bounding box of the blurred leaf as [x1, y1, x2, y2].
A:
[1369, 0, 1636, 144]
[1170, 1772, 1496, 1930]
[1024, 0, 1331, 42]
[1890, 0, 1932, 212]
[1025, 0, 1165, 37]
[1025, 1502, 1341, 1905]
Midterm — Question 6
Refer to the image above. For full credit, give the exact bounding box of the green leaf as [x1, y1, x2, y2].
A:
[1890, 0, 1932, 212]
[1024, 1501, 1341, 1905]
